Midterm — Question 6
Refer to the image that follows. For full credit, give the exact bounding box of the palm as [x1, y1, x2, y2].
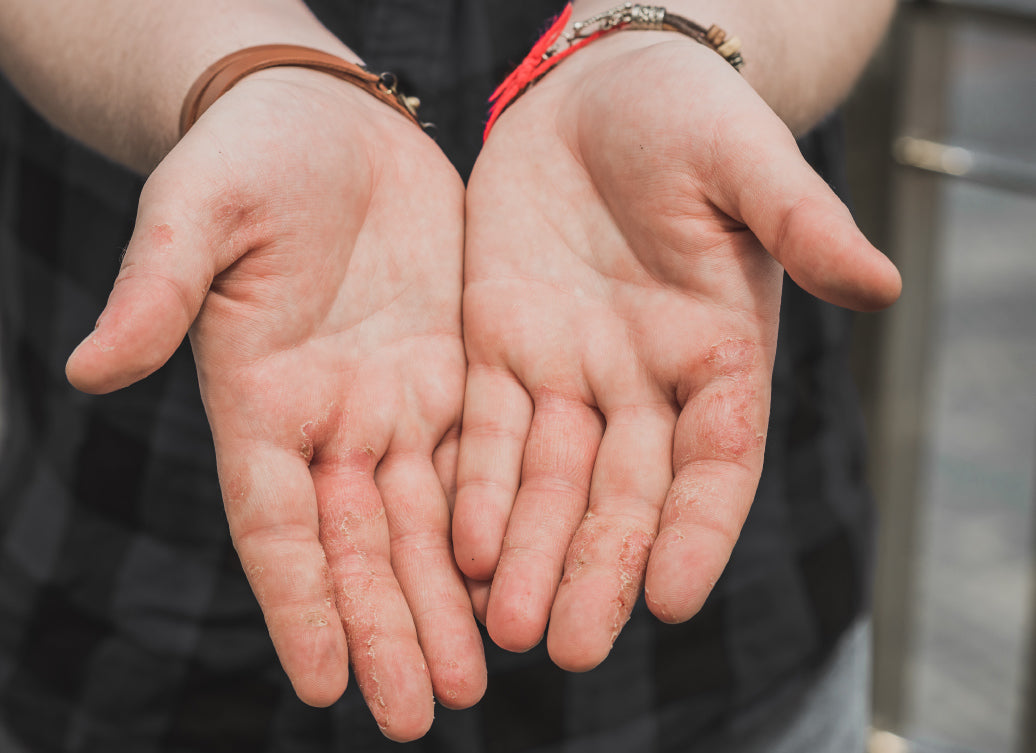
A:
[67, 69, 483, 740]
[455, 38, 899, 671]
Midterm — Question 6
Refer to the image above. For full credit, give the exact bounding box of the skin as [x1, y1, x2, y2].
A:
[454, 29, 902, 671]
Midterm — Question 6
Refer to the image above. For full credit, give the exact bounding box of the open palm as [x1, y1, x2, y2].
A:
[65, 68, 484, 740]
[454, 36, 899, 671]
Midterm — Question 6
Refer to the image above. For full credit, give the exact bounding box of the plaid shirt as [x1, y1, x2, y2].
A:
[0, 1, 873, 751]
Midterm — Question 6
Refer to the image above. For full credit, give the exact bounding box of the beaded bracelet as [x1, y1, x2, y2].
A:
[484, 3, 745, 140]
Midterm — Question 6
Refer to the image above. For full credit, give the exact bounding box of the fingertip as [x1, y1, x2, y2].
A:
[64, 287, 190, 394]
[644, 583, 702, 625]
[382, 660, 436, 742]
[643, 531, 724, 624]
[380, 702, 435, 743]
[772, 197, 904, 312]
[452, 499, 505, 581]
[432, 649, 488, 710]
[851, 253, 902, 312]
[356, 646, 435, 742]
[546, 630, 608, 673]
[455, 554, 499, 583]
[291, 666, 349, 708]
[65, 339, 106, 395]
[65, 341, 139, 395]
[276, 615, 351, 708]
[486, 597, 546, 653]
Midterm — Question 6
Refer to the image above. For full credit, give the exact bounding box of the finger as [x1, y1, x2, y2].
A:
[376, 451, 487, 710]
[466, 577, 491, 625]
[547, 404, 673, 671]
[485, 393, 603, 652]
[644, 377, 769, 623]
[313, 454, 434, 742]
[719, 118, 901, 311]
[453, 365, 533, 580]
[433, 425, 461, 511]
[219, 444, 349, 708]
[65, 175, 226, 394]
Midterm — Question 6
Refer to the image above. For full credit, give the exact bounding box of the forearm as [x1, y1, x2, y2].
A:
[571, 0, 896, 134]
[0, 0, 359, 172]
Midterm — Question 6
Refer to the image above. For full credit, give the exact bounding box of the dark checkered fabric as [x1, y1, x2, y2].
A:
[0, 1, 874, 750]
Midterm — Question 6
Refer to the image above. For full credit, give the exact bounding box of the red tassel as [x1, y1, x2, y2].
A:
[484, 4, 631, 140]
[484, 4, 574, 140]
[484, 4, 626, 140]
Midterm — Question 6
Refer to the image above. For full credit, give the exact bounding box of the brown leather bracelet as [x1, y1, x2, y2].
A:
[179, 44, 424, 137]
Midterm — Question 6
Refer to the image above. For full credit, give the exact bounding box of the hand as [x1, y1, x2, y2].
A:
[65, 68, 485, 740]
[454, 35, 899, 671]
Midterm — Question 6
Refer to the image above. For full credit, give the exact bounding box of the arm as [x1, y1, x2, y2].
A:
[571, 0, 897, 136]
[1, 0, 484, 739]
[454, 0, 899, 670]
[0, 0, 357, 171]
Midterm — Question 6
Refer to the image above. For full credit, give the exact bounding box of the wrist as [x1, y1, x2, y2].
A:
[179, 46, 423, 138]
[486, 30, 731, 143]
[483, 4, 744, 140]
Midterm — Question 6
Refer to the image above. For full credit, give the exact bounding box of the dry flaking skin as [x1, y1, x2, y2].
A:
[610, 529, 652, 644]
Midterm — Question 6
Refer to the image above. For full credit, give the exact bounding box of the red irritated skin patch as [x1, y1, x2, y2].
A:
[686, 383, 765, 463]
[639, 339, 769, 624]
[680, 337, 769, 465]
[150, 222, 175, 246]
[704, 337, 757, 376]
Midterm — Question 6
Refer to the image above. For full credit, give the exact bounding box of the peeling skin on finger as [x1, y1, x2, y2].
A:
[329, 508, 386, 565]
[303, 610, 329, 627]
[704, 337, 757, 377]
[662, 476, 735, 539]
[88, 330, 117, 353]
[664, 477, 722, 524]
[560, 513, 600, 586]
[433, 657, 461, 704]
[362, 633, 390, 732]
[365, 637, 381, 700]
[299, 422, 316, 463]
[298, 401, 338, 463]
[334, 571, 377, 613]
[697, 387, 764, 462]
[245, 562, 266, 603]
[610, 530, 652, 645]
[84, 309, 117, 352]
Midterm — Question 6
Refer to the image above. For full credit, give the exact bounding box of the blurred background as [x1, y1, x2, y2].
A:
[845, 0, 1036, 751]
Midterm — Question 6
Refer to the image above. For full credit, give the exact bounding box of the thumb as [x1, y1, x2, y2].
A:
[66, 176, 222, 394]
[724, 121, 901, 312]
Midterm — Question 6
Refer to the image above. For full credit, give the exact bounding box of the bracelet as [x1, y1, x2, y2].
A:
[179, 44, 425, 137]
[484, 3, 744, 140]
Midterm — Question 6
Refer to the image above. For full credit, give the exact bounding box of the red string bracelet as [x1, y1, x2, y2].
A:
[484, 2, 745, 141]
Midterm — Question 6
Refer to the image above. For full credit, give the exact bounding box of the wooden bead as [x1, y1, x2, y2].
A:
[706, 25, 726, 45]
[717, 36, 742, 57]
